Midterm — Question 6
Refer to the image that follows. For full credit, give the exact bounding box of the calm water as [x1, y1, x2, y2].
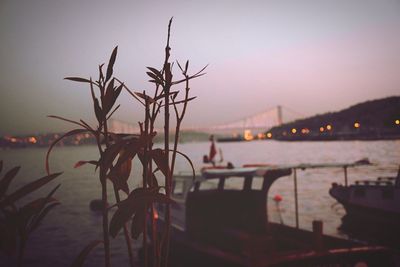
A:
[1, 140, 399, 266]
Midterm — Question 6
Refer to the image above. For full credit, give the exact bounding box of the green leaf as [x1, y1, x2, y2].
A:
[106, 46, 118, 82]
[0, 166, 20, 199]
[70, 240, 103, 267]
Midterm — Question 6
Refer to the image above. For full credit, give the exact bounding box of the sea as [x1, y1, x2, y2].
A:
[0, 140, 399, 266]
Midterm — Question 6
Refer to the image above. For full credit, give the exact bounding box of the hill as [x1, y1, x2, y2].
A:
[268, 96, 400, 141]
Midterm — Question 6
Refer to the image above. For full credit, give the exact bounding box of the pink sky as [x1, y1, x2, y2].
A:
[1, 0, 399, 134]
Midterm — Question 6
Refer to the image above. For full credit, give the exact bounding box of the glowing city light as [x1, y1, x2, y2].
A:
[291, 128, 297, 134]
[301, 128, 310, 134]
[266, 132, 272, 138]
[396, 119, 400, 125]
[244, 130, 254, 141]
[326, 124, 332, 130]
[28, 137, 37, 144]
[354, 122, 360, 128]
[319, 127, 324, 132]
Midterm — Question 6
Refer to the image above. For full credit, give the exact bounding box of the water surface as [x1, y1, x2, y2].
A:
[1, 140, 399, 266]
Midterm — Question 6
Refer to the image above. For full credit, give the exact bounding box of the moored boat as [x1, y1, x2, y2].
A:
[147, 165, 399, 266]
[329, 165, 400, 246]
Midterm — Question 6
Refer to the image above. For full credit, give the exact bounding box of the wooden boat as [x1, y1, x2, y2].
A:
[330, 165, 400, 246]
[149, 165, 399, 266]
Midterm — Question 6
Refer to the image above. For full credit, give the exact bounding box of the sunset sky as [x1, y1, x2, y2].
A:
[1, 0, 399, 135]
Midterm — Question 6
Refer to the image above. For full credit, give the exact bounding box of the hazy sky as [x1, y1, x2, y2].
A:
[1, 0, 399, 135]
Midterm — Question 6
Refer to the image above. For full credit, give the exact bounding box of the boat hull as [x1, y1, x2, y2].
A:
[330, 184, 400, 247]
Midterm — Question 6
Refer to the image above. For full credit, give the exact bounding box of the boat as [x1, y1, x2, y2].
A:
[148, 164, 399, 266]
[329, 165, 400, 246]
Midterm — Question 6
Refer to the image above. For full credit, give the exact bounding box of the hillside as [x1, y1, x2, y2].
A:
[268, 96, 400, 141]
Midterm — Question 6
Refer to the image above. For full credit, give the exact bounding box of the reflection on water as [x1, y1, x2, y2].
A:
[0, 140, 399, 266]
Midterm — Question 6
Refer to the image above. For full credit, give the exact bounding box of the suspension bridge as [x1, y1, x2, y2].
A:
[188, 106, 303, 135]
[109, 105, 303, 137]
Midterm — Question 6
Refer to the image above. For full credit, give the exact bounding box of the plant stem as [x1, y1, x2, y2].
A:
[143, 97, 151, 267]
[170, 75, 190, 176]
[162, 18, 173, 267]
[101, 171, 111, 267]
[113, 186, 135, 267]
[100, 80, 112, 267]
[94, 130, 110, 267]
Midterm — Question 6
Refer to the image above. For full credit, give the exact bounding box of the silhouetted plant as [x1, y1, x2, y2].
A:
[46, 18, 205, 267]
[0, 160, 62, 267]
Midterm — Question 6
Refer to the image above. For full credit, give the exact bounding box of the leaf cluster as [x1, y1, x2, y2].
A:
[0, 160, 61, 264]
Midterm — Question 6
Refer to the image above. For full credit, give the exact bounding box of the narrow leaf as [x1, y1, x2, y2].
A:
[28, 184, 61, 233]
[106, 46, 118, 82]
[48, 115, 86, 129]
[108, 155, 132, 194]
[146, 67, 164, 81]
[154, 91, 179, 102]
[150, 149, 170, 177]
[164, 96, 197, 107]
[134, 92, 155, 104]
[70, 240, 103, 267]
[131, 208, 146, 239]
[0, 166, 21, 199]
[100, 139, 127, 173]
[19, 197, 58, 232]
[65, 77, 93, 84]
[98, 64, 104, 82]
[109, 195, 141, 238]
[46, 129, 88, 174]
[109, 188, 173, 238]
[93, 98, 103, 123]
[2, 172, 62, 206]
[103, 78, 115, 113]
[168, 149, 196, 180]
[185, 60, 189, 73]
[74, 161, 98, 169]
[28, 202, 60, 234]
[176, 61, 184, 73]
